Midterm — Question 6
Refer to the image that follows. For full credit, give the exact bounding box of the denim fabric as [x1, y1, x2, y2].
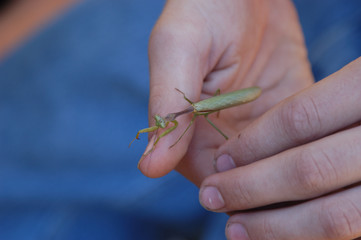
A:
[0, 0, 227, 239]
[1, 0, 361, 239]
[293, 0, 361, 81]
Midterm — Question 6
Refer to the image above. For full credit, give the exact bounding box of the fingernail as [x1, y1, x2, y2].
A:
[214, 154, 236, 172]
[200, 186, 225, 210]
[226, 223, 249, 240]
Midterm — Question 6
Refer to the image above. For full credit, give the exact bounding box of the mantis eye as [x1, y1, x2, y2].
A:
[154, 115, 166, 128]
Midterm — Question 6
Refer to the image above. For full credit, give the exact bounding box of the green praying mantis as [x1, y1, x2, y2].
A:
[129, 86, 262, 153]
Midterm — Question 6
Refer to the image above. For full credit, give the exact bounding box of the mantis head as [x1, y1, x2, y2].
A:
[154, 115, 167, 128]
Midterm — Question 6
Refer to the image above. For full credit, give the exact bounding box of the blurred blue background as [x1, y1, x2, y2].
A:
[0, 0, 361, 239]
[294, 0, 361, 81]
[0, 0, 227, 239]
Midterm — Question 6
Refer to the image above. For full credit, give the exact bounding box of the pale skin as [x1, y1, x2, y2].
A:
[139, 0, 361, 239]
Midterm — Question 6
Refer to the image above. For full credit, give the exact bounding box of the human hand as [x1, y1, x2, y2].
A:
[139, 0, 313, 184]
[199, 57, 361, 239]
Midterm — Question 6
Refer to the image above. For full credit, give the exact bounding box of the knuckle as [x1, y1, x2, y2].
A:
[293, 148, 332, 194]
[236, 132, 259, 164]
[149, 22, 200, 54]
[280, 97, 322, 144]
[149, 24, 176, 45]
[261, 218, 278, 240]
[232, 178, 256, 209]
[319, 199, 361, 239]
[149, 26, 178, 55]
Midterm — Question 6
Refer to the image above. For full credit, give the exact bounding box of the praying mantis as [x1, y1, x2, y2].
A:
[129, 86, 261, 153]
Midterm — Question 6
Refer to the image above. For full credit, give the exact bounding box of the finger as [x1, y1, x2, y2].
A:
[176, 116, 231, 186]
[215, 57, 361, 169]
[200, 125, 361, 212]
[138, 1, 212, 178]
[226, 184, 361, 240]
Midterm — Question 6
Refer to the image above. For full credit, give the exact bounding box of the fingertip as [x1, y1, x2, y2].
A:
[138, 155, 171, 178]
[226, 222, 250, 240]
[214, 139, 239, 169]
[137, 146, 172, 178]
[213, 154, 236, 172]
[137, 151, 173, 178]
[137, 132, 191, 178]
[215, 128, 260, 167]
[199, 185, 225, 211]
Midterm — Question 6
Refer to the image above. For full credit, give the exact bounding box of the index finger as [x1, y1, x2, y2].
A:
[215, 57, 361, 168]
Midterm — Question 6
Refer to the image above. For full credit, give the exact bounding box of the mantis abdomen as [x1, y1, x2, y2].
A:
[193, 87, 262, 112]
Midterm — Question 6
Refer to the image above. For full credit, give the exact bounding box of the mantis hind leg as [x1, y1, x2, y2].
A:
[204, 114, 228, 140]
[169, 115, 196, 148]
[142, 121, 178, 155]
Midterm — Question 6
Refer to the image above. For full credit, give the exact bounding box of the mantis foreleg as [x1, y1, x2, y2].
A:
[129, 125, 160, 147]
[143, 121, 178, 155]
[154, 120, 178, 146]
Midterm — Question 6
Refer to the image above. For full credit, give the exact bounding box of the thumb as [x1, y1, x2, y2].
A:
[138, 3, 211, 178]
